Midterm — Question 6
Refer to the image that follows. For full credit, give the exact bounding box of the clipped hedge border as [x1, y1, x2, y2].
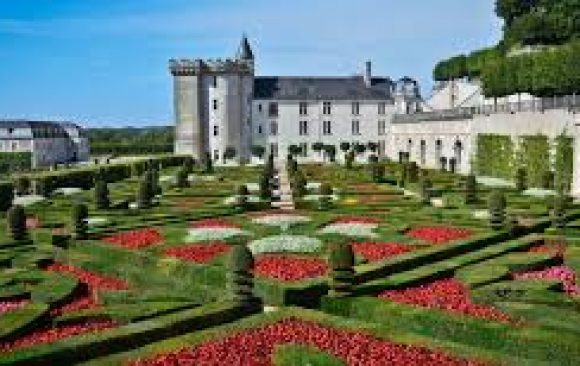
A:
[0, 301, 261, 366]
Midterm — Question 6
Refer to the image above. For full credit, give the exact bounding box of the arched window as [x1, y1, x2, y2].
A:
[454, 140, 463, 168]
[435, 139, 443, 162]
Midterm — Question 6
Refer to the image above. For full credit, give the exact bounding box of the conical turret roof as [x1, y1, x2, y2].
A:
[236, 35, 254, 60]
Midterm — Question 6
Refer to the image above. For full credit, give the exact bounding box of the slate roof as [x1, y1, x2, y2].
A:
[0, 120, 78, 139]
[254, 76, 396, 101]
[236, 36, 254, 60]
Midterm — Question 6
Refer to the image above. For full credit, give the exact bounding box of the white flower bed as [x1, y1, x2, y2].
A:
[523, 188, 556, 198]
[306, 182, 321, 190]
[319, 223, 379, 238]
[54, 187, 82, 196]
[185, 227, 250, 242]
[86, 217, 109, 227]
[188, 175, 217, 182]
[13, 195, 45, 207]
[251, 214, 311, 230]
[472, 210, 490, 220]
[476, 176, 515, 188]
[160, 175, 175, 183]
[245, 183, 260, 192]
[248, 235, 322, 254]
[223, 195, 261, 205]
[430, 198, 445, 208]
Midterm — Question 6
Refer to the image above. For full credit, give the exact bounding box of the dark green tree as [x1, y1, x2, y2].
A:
[488, 190, 507, 230]
[71, 202, 89, 240]
[228, 244, 258, 306]
[515, 167, 527, 192]
[176, 167, 189, 188]
[94, 179, 110, 209]
[465, 174, 478, 204]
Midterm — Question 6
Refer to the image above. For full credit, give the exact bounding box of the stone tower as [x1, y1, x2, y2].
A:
[170, 36, 255, 163]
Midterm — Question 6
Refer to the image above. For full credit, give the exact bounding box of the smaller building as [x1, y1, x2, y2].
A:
[0, 120, 89, 168]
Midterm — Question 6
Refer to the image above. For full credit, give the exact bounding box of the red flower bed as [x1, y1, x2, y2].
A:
[527, 241, 567, 258]
[352, 242, 413, 262]
[333, 216, 380, 225]
[0, 299, 29, 315]
[102, 228, 164, 249]
[130, 318, 483, 366]
[0, 319, 116, 353]
[379, 278, 511, 323]
[513, 266, 579, 295]
[190, 218, 240, 229]
[164, 242, 231, 264]
[406, 226, 472, 244]
[254, 255, 327, 282]
[45, 263, 129, 291]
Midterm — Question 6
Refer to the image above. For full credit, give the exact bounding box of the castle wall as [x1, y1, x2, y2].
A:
[174, 74, 205, 159]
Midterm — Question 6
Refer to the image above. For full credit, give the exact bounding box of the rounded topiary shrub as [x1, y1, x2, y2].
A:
[541, 171, 554, 190]
[176, 167, 189, 188]
[488, 190, 506, 230]
[94, 179, 110, 209]
[259, 174, 271, 200]
[320, 183, 333, 196]
[15, 176, 30, 196]
[228, 244, 257, 306]
[7, 205, 27, 242]
[137, 177, 152, 209]
[71, 202, 89, 240]
[407, 162, 419, 183]
[515, 168, 527, 192]
[465, 174, 477, 204]
[328, 242, 355, 297]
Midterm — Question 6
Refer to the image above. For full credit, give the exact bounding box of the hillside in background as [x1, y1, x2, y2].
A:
[88, 126, 174, 155]
[433, 0, 580, 97]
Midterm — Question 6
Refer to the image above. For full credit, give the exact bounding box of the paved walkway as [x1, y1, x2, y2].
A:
[271, 159, 295, 211]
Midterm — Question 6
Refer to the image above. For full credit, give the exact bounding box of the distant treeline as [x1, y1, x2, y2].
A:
[89, 126, 174, 155]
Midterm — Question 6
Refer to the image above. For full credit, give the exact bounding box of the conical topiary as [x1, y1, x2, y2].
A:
[488, 190, 506, 230]
[259, 173, 271, 200]
[204, 152, 213, 174]
[541, 171, 554, 190]
[552, 193, 567, 229]
[515, 168, 527, 192]
[398, 163, 408, 188]
[465, 174, 477, 204]
[407, 162, 419, 183]
[71, 202, 89, 240]
[328, 242, 355, 297]
[176, 167, 189, 188]
[228, 244, 257, 306]
[94, 179, 110, 209]
[419, 177, 432, 205]
[7, 205, 27, 242]
[235, 184, 249, 210]
[137, 177, 152, 209]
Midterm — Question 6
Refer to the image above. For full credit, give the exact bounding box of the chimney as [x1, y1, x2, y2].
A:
[364, 60, 372, 88]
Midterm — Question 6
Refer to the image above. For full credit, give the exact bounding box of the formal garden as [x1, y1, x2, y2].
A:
[0, 152, 578, 365]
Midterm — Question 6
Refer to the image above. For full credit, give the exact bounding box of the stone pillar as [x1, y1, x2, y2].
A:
[572, 122, 580, 197]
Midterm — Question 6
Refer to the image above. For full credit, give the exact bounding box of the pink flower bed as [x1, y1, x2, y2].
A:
[190, 218, 240, 229]
[0, 299, 30, 315]
[352, 242, 413, 262]
[379, 278, 512, 323]
[406, 226, 472, 244]
[102, 228, 164, 249]
[513, 266, 579, 295]
[164, 242, 231, 264]
[129, 318, 484, 366]
[254, 255, 327, 282]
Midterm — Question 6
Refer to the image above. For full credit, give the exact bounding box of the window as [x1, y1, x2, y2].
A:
[351, 120, 360, 135]
[299, 121, 308, 136]
[213, 99, 218, 110]
[299, 143, 308, 157]
[268, 102, 278, 117]
[352, 102, 360, 115]
[378, 120, 386, 135]
[258, 104, 263, 113]
[213, 125, 219, 136]
[378, 102, 386, 115]
[299, 102, 308, 116]
[270, 121, 278, 136]
[212, 76, 217, 88]
[323, 121, 332, 135]
[257, 124, 263, 135]
[213, 149, 219, 161]
[323, 102, 332, 115]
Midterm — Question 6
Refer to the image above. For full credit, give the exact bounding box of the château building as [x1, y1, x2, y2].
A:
[170, 36, 422, 163]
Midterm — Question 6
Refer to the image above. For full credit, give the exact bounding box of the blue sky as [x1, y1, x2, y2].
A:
[0, 0, 502, 127]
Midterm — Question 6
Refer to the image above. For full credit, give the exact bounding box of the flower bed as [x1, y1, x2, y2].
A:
[254, 255, 327, 281]
[0, 319, 116, 353]
[527, 241, 566, 258]
[0, 299, 29, 315]
[406, 226, 472, 245]
[319, 223, 378, 239]
[333, 216, 380, 225]
[248, 235, 323, 255]
[130, 318, 483, 366]
[352, 242, 412, 262]
[379, 279, 512, 323]
[251, 214, 311, 230]
[513, 266, 579, 295]
[45, 263, 130, 291]
[103, 228, 164, 250]
[185, 227, 249, 243]
[164, 243, 231, 264]
[190, 218, 241, 229]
